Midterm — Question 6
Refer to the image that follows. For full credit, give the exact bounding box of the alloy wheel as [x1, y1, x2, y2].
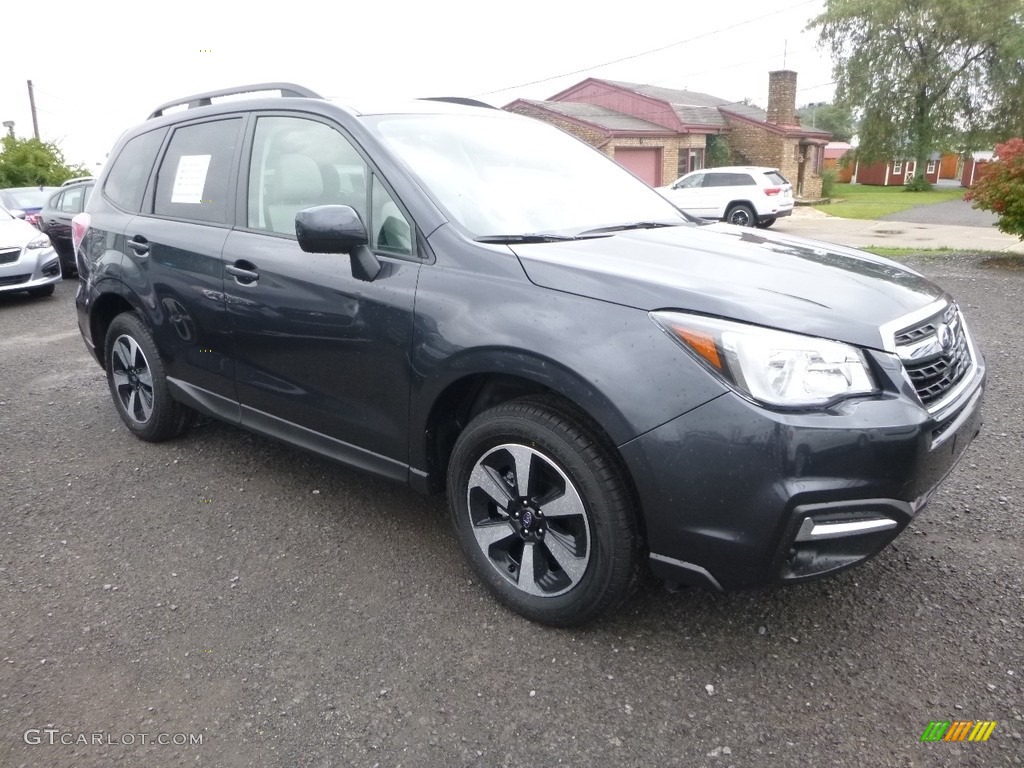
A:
[110, 334, 155, 423]
[466, 443, 591, 597]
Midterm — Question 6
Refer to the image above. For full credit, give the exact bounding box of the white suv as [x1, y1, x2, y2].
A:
[656, 166, 794, 228]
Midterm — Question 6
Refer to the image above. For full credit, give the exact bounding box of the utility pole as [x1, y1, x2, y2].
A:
[26, 80, 40, 140]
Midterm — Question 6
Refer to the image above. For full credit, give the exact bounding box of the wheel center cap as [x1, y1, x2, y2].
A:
[521, 509, 534, 529]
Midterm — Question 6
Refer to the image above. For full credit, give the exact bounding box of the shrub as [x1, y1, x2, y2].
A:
[821, 168, 838, 198]
[965, 138, 1024, 239]
[904, 175, 932, 192]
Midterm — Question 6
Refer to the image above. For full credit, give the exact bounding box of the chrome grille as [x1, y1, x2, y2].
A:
[0, 247, 20, 265]
[895, 303, 973, 407]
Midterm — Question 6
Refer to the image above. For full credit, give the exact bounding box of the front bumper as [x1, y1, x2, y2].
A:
[621, 359, 984, 591]
[0, 248, 62, 294]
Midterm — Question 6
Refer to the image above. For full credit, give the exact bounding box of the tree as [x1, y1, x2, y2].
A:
[0, 135, 90, 187]
[810, 0, 1024, 188]
[965, 138, 1024, 239]
[706, 135, 732, 167]
[797, 102, 855, 142]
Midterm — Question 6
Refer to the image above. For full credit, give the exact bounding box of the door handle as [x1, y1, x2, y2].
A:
[226, 263, 259, 284]
[127, 235, 150, 255]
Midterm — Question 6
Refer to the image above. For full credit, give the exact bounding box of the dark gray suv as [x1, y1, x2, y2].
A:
[73, 83, 984, 626]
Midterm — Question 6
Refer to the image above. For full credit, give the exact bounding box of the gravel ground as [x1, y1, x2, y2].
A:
[879, 199, 1001, 229]
[1, 258, 1022, 768]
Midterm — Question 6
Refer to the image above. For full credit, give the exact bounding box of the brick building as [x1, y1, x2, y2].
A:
[505, 70, 830, 198]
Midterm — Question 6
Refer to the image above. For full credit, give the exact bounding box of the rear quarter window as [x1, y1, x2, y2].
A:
[103, 128, 167, 212]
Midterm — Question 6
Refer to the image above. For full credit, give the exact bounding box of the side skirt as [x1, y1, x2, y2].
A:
[167, 377, 409, 483]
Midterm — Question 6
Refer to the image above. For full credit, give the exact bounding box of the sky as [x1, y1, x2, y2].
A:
[1, 0, 835, 171]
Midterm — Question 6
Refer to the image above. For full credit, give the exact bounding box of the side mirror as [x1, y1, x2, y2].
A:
[295, 205, 381, 283]
[295, 205, 368, 254]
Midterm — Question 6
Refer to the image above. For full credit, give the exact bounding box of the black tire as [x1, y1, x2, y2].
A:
[104, 312, 193, 442]
[725, 203, 757, 227]
[27, 284, 55, 298]
[447, 397, 642, 626]
[755, 217, 776, 229]
[57, 242, 77, 277]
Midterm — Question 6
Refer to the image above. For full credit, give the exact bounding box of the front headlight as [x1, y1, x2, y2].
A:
[25, 235, 51, 250]
[652, 311, 877, 408]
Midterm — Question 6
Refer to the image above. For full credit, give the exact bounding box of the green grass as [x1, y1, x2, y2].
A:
[862, 246, 957, 258]
[813, 183, 966, 219]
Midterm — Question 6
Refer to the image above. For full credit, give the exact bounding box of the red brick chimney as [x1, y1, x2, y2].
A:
[766, 70, 798, 126]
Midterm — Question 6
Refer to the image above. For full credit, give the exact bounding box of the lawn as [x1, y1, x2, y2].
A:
[814, 183, 966, 219]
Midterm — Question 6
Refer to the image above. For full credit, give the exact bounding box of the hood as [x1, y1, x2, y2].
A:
[510, 223, 945, 351]
[0, 216, 44, 248]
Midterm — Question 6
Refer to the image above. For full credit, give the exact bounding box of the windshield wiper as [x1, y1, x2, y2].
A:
[475, 233, 579, 244]
[575, 221, 685, 236]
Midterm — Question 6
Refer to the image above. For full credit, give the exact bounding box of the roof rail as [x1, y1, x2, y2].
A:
[148, 82, 322, 119]
[419, 97, 495, 109]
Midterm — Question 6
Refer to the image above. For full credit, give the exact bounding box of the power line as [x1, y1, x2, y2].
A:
[477, 0, 820, 96]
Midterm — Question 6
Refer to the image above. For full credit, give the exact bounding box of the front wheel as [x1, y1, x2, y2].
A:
[447, 398, 641, 626]
[725, 203, 757, 227]
[104, 312, 193, 442]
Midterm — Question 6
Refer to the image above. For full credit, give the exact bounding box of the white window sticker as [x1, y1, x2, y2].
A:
[171, 154, 212, 204]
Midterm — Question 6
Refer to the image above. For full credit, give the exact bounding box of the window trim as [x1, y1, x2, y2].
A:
[147, 115, 247, 229]
[892, 160, 903, 175]
[234, 110, 425, 263]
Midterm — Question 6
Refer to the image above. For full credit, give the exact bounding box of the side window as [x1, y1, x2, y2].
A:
[248, 116, 368, 236]
[677, 173, 703, 189]
[104, 128, 167, 213]
[154, 119, 241, 225]
[703, 173, 726, 187]
[49, 192, 64, 211]
[733, 173, 757, 186]
[59, 186, 84, 213]
[371, 175, 412, 255]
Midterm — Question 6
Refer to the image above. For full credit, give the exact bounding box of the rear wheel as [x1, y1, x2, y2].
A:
[447, 398, 641, 626]
[56, 241, 77, 276]
[725, 204, 757, 227]
[104, 312, 193, 442]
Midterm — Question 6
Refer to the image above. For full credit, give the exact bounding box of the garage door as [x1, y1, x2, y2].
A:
[614, 148, 661, 186]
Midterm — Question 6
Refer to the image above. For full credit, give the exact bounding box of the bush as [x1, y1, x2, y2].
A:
[904, 175, 932, 192]
[965, 138, 1024, 239]
[821, 168, 838, 198]
[706, 135, 731, 168]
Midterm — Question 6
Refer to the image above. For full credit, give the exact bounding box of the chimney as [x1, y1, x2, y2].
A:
[766, 70, 798, 125]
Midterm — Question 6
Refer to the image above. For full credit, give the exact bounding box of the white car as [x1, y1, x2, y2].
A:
[0, 205, 61, 298]
[657, 166, 794, 228]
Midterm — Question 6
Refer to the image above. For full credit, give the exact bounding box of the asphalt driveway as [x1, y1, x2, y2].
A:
[878, 197, 1000, 229]
[1, 260, 1022, 768]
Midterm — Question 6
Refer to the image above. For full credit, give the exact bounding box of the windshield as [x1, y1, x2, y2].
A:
[1, 187, 56, 210]
[372, 113, 687, 238]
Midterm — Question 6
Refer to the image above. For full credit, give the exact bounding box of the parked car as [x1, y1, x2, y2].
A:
[38, 179, 94, 275]
[74, 84, 984, 626]
[61, 176, 96, 187]
[0, 204, 60, 297]
[0, 186, 60, 228]
[656, 166, 794, 228]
